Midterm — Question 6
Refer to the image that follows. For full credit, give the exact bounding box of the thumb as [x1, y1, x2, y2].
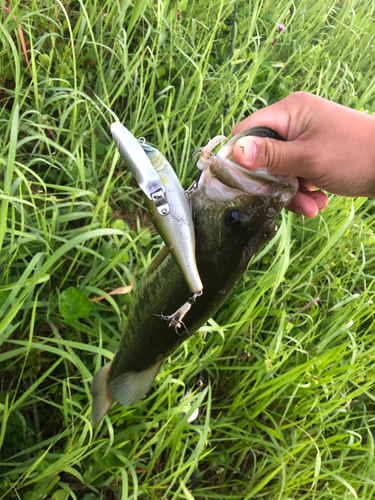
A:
[233, 135, 305, 177]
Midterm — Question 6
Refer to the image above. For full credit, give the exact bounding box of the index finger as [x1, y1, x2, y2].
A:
[232, 99, 291, 139]
[233, 92, 317, 141]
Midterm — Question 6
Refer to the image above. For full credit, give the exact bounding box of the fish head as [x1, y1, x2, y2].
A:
[196, 127, 298, 206]
[190, 128, 297, 266]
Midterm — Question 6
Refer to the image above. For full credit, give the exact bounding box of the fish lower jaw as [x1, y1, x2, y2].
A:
[200, 169, 271, 202]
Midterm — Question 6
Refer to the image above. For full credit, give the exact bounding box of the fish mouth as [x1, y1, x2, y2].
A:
[197, 134, 297, 205]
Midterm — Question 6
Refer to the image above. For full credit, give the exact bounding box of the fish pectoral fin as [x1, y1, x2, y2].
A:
[108, 360, 163, 407]
[91, 362, 115, 429]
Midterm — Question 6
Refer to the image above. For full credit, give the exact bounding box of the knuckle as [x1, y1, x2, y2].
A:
[289, 91, 307, 101]
[285, 91, 311, 107]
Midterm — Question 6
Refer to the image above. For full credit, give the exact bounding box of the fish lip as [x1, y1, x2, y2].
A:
[198, 155, 297, 205]
[196, 129, 298, 205]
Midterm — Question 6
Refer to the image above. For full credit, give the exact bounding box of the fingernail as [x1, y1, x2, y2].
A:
[316, 199, 325, 210]
[236, 137, 258, 163]
[311, 194, 327, 210]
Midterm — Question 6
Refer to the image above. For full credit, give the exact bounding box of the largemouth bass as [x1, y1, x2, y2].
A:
[91, 127, 297, 427]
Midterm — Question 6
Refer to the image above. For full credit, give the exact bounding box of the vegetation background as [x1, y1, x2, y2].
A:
[1, 0, 375, 498]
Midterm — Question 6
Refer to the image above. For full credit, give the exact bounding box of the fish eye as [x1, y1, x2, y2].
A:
[225, 209, 244, 229]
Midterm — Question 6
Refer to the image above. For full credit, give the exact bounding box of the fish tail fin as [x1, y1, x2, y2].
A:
[91, 362, 115, 428]
[108, 360, 163, 408]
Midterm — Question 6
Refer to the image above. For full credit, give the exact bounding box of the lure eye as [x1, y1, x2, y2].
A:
[225, 209, 244, 229]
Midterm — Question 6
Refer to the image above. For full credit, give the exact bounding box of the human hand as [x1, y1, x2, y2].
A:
[232, 92, 375, 217]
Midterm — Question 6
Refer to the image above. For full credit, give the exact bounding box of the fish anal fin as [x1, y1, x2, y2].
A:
[91, 362, 115, 428]
[108, 360, 163, 407]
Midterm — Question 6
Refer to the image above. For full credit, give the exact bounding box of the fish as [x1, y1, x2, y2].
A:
[91, 127, 297, 428]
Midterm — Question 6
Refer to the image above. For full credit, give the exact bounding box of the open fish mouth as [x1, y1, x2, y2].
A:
[196, 128, 298, 205]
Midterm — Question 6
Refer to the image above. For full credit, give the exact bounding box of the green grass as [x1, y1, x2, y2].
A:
[1, 0, 375, 498]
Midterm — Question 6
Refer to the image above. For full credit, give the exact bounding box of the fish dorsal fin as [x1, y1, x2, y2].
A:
[108, 360, 163, 407]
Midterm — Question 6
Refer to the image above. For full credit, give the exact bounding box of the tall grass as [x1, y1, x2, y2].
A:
[1, 0, 375, 498]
